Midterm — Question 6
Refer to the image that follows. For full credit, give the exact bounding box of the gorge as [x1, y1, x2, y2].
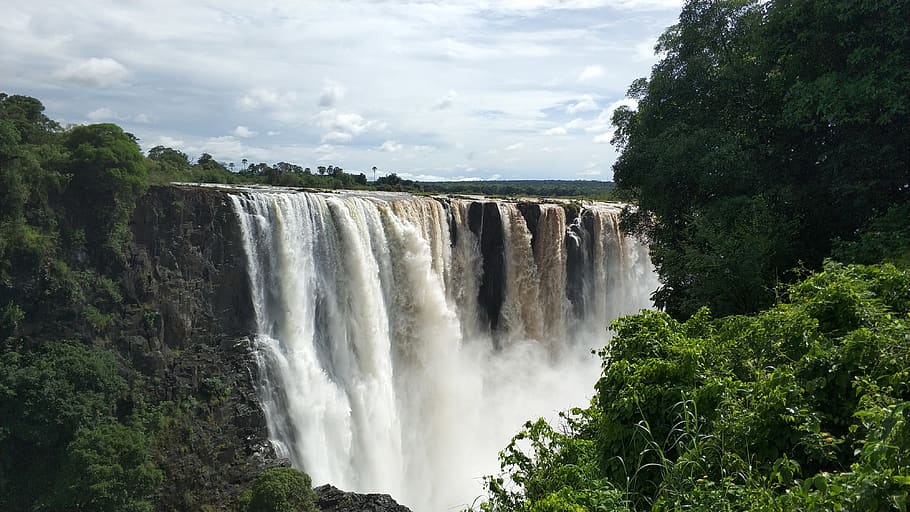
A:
[227, 187, 658, 510]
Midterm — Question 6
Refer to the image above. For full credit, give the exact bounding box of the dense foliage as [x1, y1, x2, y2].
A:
[240, 468, 317, 512]
[612, 0, 910, 318]
[1, 94, 327, 510]
[0, 342, 161, 511]
[0, 93, 171, 511]
[480, 262, 910, 512]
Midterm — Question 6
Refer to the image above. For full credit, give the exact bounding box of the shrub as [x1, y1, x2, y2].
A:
[245, 467, 317, 512]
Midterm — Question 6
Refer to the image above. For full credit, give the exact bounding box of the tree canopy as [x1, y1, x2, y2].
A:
[612, 0, 910, 318]
[480, 263, 910, 512]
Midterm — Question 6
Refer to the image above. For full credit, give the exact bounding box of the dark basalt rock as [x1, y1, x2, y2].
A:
[315, 484, 413, 512]
[467, 202, 505, 331]
[565, 209, 597, 319]
[126, 185, 255, 346]
[125, 185, 275, 511]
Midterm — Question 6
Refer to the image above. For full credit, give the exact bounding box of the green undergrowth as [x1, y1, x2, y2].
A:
[477, 262, 910, 512]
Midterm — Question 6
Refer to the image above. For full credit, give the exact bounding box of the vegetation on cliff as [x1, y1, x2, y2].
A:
[0, 93, 279, 510]
[480, 263, 910, 512]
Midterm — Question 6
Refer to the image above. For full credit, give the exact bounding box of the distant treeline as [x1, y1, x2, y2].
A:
[145, 145, 614, 199]
[419, 180, 615, 200]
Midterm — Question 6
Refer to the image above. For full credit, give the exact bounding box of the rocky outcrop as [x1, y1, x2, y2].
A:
[315, 485, 412, 512]
[125, 185, 254, 347]
[124, 185, 276, 510]
[467, 202, 505, 331]
[566, 209, 598, 319]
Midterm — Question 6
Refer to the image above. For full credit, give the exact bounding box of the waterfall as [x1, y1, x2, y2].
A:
[230, 189, 658, 511]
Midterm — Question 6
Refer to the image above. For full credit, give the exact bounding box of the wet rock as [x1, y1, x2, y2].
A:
[315, 485, 412, 512]
[126, 186, 273, 511]
[467, 201, 505, 331]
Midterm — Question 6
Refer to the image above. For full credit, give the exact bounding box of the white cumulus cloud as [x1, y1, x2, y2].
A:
[239, 87, 299, 111]
[57, 57, 130, 87]
[315, 109, 385, 144]
[381, 140, 404, 152]
[87, 107, 124, 121]
[566, 95, 599, 114]
[86, 108, 151, 124]
[577, 64, 605, 82]
[233, 125, 258, 138]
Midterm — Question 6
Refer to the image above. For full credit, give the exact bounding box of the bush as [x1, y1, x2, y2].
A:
[478, 263, 910, 512]
[245, 467, 317, 512]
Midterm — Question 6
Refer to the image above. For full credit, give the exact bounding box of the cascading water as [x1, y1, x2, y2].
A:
[230, 189, 657, 511]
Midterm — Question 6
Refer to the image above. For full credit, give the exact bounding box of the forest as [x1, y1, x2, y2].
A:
[0, 0, 908, 510]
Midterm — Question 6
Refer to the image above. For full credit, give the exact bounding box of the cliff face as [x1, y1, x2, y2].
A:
[467, 202, 506, 331]
[125, 185, 278, 510]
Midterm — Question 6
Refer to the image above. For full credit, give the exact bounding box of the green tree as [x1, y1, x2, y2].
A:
[243, 467, 317, 512]
[64, 123, 148, 265]
[478, 263, 910, 512]
[0, 95, 66, 298]
[612, 0, 910, 319]
[147, 145, 190, 172]
[0, 342, 131, 510]
[46, 421, 163, 512]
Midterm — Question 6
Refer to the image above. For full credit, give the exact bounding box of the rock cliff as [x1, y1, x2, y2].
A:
[315, 485, 413, 512]
[125, 185, 277, 510]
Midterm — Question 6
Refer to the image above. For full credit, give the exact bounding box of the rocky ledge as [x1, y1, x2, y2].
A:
[315, 485, 413, 512]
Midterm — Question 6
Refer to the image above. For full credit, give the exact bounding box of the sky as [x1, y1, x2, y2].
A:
[2, 0, 683, 181]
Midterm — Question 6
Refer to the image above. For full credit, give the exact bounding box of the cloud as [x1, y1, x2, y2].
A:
[433, 90, 459, 110]
[464, 0, 682, 12]
[577, 65, 605, 82]
[579, 160, 603, 176]
[152, 136, 185, 149]
[566, 95, 598, 114]
[233, 125, 258, 138]
[87, 107, 124, 121]
[198, 136, 245, 156]
[321, 131, 353, 143]
[315, 109, 386, 144]
[397, 172, 487, 182]
[381, 140, 404, 152]
[543, 117, 585, 135]
[239, 87, 299, 111]
[56, 57, 130, 87]
[504, 142, 525, 151]
[86, 107, 152, 124]
[635, 37, 659, 61]
[318, 80, 346, 107]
